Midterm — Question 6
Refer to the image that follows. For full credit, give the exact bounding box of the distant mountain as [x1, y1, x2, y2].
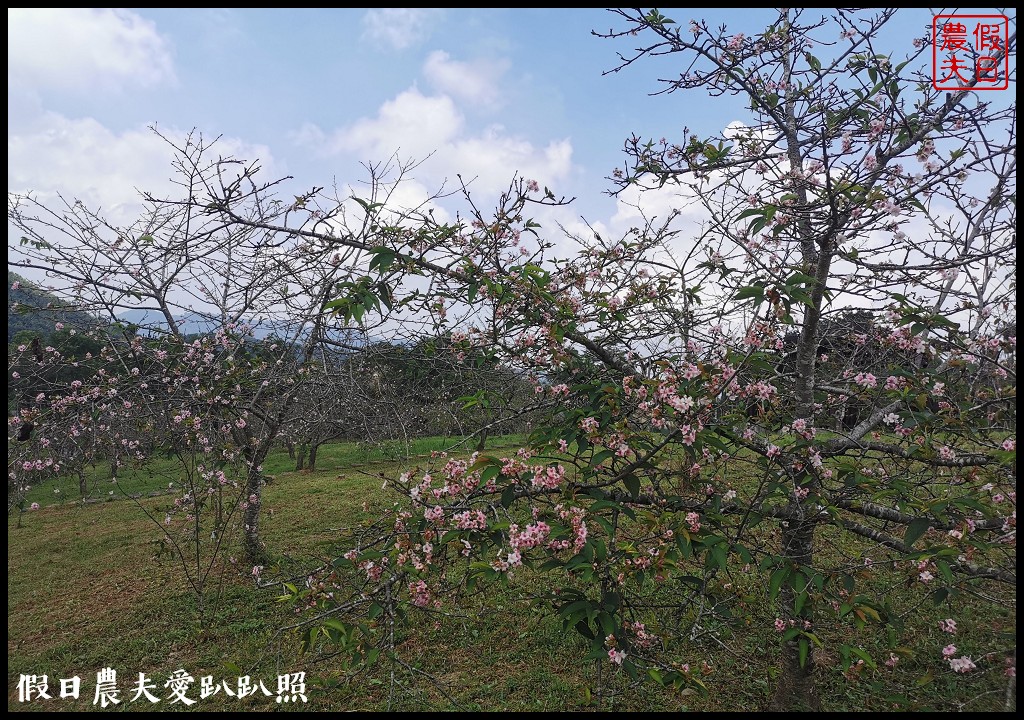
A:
[113, 310, 370, 351]
[8, 273, 365, 349]
[7, 271, 101, 343]
[115, 308, 285, 340]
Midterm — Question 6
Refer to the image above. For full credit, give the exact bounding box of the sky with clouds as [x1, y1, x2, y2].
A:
[7, 7, 1013, 260]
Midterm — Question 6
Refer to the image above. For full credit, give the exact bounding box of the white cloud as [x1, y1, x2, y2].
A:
[609, 182, 708, 235]
[423, 50, 510, 109]
[298, 86, 574, 199]
[447, 127, 573, 195]
[7, 8, 175, 94]
[8, 114, 274, 228]
[328, 87, 464, 161]
[361, 8, 443, 51]
[370, 178, 454, 227]
[288, 122, 327, 150]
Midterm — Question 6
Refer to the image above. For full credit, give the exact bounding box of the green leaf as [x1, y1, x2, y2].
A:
[500, 486, 516, 509]
[858, 605, 881, 623]
[849, 646, 876, 668]
[904, 517, 931, 547]
[786, 271, 816, 286]
[367, 247, 396, 273]
[574, 619, 595, 639]
[322, 618, 349, 633]
[623, 474, 641, 499]
[735, 285, 765, 302]
[768, 566, 789, 600]
[785, 288, 814, 306]
[794, 589, 808, 615]
[590, 449, 613, 468]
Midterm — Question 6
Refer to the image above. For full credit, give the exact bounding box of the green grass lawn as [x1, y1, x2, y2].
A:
[8, 436, 1015, 711]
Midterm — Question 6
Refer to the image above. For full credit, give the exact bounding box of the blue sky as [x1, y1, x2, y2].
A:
[7, 8, 1012, 248]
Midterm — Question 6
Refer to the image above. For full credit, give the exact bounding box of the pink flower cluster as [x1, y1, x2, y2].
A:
[854, 372, 877, 388]
[453, 509, 488, 531]
[531, 463, 565, 490]
[548, 505, 588, 554]
[509, 521, 551, 549]
[685, 512, 701, 533]
[948, 656, 976, 673]
[790, 418, 815, 440]
[409, 580, 431, 608]
[884, 375, 906, 390]
[626, 621, 656, 649]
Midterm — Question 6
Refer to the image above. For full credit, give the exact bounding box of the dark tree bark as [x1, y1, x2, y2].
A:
[307, 440, 320, 471]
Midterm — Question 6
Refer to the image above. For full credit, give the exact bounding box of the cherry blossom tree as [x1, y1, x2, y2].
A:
[6, 8, 1015, 708]
[244, 9, 1012, 709]
[7, 130, 453, 565]
[596, 8, 1015, 705]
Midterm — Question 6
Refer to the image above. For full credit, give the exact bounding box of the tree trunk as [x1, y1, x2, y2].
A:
[295, 443, 307, 471]
[770, 519, 820, 711]
[774, 43, 831, 705]
[242, 445, 271, 564]
[307, 440, 320, 471]
[779, 249, 828, 710]
[286, 441, 295, 460]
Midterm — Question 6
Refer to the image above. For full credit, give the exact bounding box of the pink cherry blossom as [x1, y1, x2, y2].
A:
[948, 656, 976, 673]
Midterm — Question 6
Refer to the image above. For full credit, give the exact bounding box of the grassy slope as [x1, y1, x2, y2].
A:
[8, 438, 1015, 712]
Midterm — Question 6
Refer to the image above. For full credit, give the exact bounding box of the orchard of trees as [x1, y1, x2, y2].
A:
[8, 8, 1015, 711]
